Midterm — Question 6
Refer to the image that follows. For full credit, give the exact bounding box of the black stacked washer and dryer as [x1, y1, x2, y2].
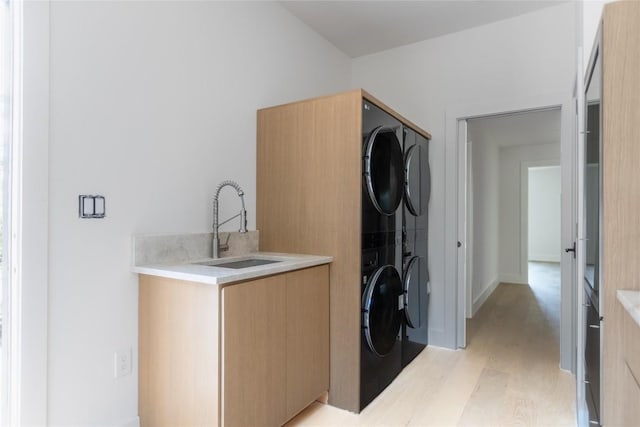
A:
[401, 127, 430, 367]
[360, 100, 404, 409]
[360, 100, 430, 410]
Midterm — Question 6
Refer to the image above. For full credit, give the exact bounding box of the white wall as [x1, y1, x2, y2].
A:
[352, 3, 576, 347]
[46, 2, 350, 425]
[528, 166, 562, 263]
[467, 130, 499, 314]
[499, 144, 560, 283]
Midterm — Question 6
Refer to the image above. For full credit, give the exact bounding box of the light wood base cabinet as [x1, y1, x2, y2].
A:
[285, 267, 330, 420]
[139, 275, 219, 426]
[139, 264, 329, 427]
[618, 305, 640, 425]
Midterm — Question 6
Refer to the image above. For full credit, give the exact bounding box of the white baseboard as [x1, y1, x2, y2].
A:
[499, 274, 528, 285]
[529, 254, 561, 263]
[427, 327, 455, 349]
[472, 278, 499, 316]
[117, 416, 140, 427]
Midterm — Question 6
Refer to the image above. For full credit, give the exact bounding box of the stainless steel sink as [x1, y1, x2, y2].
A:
[195, 258, 282, 269]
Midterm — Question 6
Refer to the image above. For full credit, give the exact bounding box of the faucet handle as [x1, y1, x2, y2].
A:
[240, 209, 248, 233]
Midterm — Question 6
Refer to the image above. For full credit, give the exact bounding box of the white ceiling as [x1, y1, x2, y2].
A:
[280, 0, 566, 58]
[467, 108, 561, 148]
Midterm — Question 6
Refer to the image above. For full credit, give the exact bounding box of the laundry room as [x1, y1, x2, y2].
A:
[7, 1, 634, 426]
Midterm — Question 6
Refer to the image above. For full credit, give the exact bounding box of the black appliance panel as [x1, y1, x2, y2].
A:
[401, 229, 429, 367]
[362, 101, 403, 236]
[403, 255, 428, 330]
[360, 239, 403, 410]
[364, 126, 404, 216]
[584, 285, 601, 425]
[401, 128, 430, 367]
[584, 46, 601, 297]
[362, 265, 403, 357]
[583, 43, 602, 426]
[403, 129, 430, 219]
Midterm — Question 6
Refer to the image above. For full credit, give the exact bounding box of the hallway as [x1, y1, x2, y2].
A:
[289, 262, 575, 426]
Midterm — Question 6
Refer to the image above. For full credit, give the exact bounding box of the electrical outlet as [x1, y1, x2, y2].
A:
[114, 349, 132, 378]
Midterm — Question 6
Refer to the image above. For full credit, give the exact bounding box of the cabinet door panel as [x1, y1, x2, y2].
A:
[222, 276, 286, 426]
[139, 276, 219, 427]
[621, 362, 640, 425]
[285, 266, 330, 420]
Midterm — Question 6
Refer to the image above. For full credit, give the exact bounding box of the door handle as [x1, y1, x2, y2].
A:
[565, 241, 576, 258]
[589, 324, 600, 329]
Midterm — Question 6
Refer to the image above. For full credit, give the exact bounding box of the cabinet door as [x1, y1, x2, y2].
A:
[621, 362, 640, 425]
[139, 276, 219, 427]
[285, 266, 330, 420]
[222, 275, 286, 426]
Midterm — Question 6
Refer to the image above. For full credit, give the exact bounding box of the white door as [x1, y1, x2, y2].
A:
[456, 119, 468, 348]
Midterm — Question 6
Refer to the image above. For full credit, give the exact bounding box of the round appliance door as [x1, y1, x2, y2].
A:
[404, 144, 430, 217]
[364, 126, 404, 216]
[362, 264, 403, 357]
[403, 255, 427, 329]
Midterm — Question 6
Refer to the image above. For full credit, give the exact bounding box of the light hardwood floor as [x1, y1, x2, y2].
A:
[288, 264, 576, 426]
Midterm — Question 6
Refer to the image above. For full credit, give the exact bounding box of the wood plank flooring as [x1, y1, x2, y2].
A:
[288, 265, 576, 426]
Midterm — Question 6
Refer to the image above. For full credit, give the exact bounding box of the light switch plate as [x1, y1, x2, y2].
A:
[79, 195, 106, 218]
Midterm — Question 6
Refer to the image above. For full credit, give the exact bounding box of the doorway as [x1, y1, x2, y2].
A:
[527, 164, 562, 332]
[461, 108, 564, 358]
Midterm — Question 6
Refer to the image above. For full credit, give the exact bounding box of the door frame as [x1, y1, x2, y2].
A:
[447, 93, 577, 372]
[1, 2, 51, 424]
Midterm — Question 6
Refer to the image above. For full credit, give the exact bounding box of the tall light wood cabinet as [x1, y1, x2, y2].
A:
[590, 1, 640, 425]
[139, 264, 329, 427]
[258, 90, 362, 412]
[257, 89, 431, 412]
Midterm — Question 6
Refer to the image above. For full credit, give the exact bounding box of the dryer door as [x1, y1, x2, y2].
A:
[362, 265, 403, 357]
[363, 126, 404, 216]
[404, 142, 430, 217]
[403, 255, 426, 329]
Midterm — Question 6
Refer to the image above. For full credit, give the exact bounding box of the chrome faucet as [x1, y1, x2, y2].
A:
[212, 180, 247, 258]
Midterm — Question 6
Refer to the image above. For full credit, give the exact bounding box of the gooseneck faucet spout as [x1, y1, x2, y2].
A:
[212, 180, 248, 258]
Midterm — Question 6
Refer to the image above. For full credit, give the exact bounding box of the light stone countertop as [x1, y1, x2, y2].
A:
[133, 252, 333, 286]
[617, 290, 640, 328]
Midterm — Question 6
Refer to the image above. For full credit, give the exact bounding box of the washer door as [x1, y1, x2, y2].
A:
[362, 265, 403, 357]
[364, 126, 404, 216]
[404, 143, 430, 217]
